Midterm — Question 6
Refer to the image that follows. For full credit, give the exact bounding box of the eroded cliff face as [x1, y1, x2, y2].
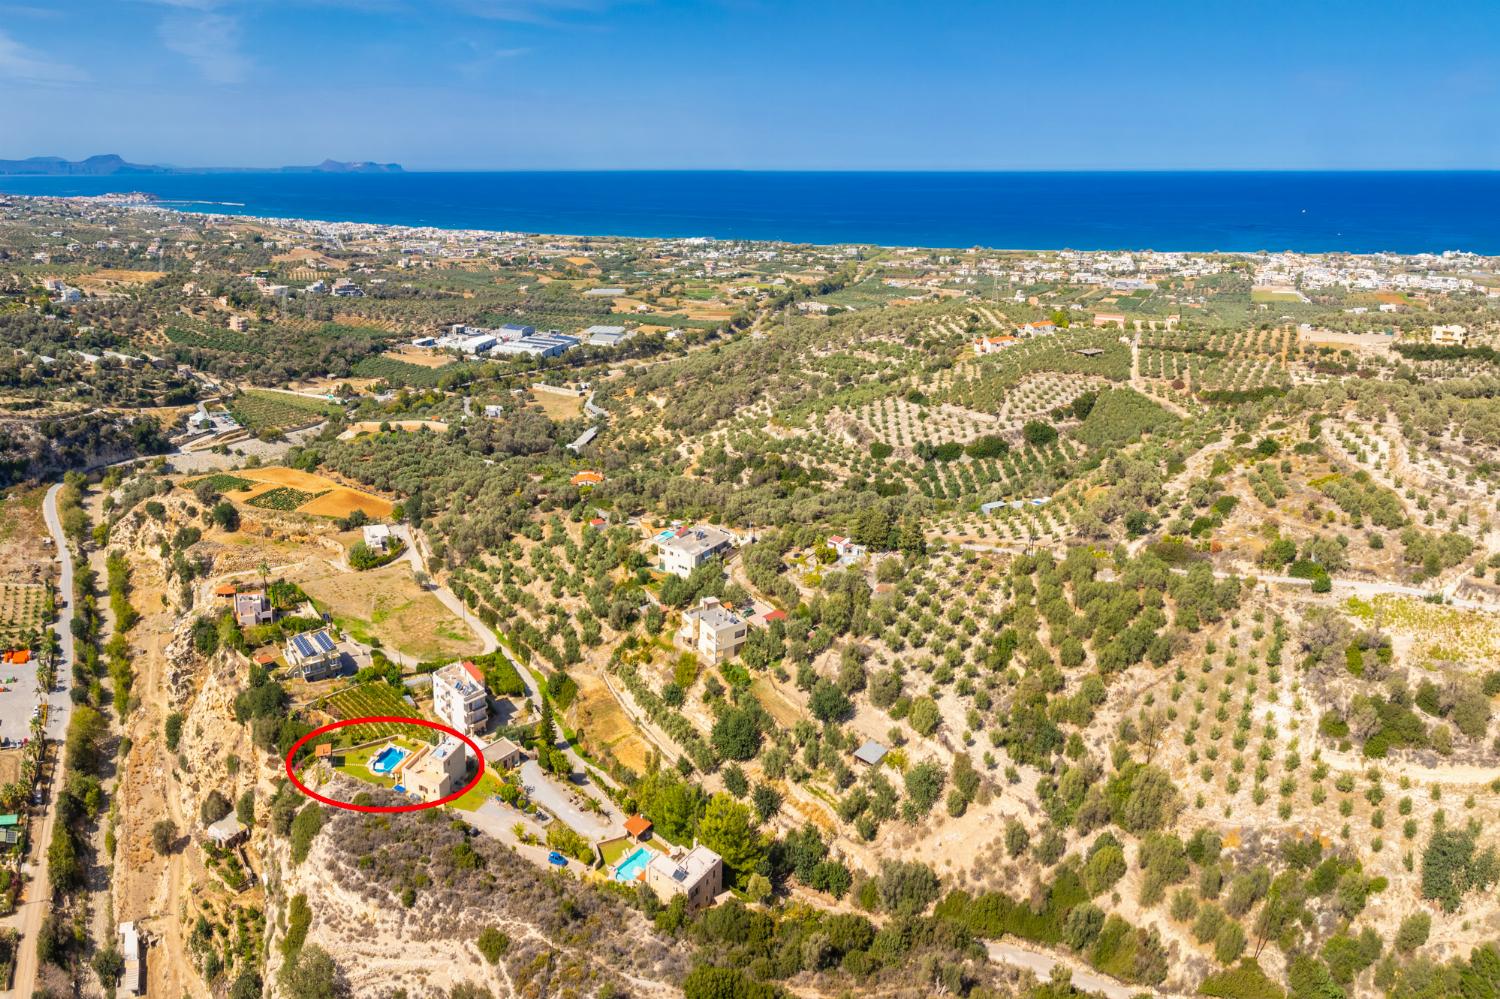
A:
[264, 792, 690, 998]
[105, 488, 271, 998]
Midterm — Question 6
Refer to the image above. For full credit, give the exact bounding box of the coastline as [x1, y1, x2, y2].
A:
[2, 170, 1497, 254]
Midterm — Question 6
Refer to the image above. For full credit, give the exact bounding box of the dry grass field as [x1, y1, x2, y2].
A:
[383, 346, 457, 369]
[0, 486, 52, 585]
[529, 390, 584, 421]
[76, 268, 166, 291]
[295, 559, 482, 662]
[0, 749, 22, 786]
[570, 673, 651, 773]
[338, 420, 449, 441]
[298, 488, 394, 519]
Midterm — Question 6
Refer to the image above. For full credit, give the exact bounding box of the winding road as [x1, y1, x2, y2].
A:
[5, 483, 81, 998]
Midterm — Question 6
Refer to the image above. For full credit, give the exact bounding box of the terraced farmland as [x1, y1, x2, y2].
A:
[318, 682, 436, 745]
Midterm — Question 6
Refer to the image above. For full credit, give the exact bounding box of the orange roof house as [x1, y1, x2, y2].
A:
[570, 470, 605, 487]
[214, 584, 238, 599]
[624, 815, 653, 840]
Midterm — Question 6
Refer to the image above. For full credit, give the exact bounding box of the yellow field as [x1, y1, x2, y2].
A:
[530, 391, 584, 421]
[383, 347, 456, 369]
[298, 488, 393, 519]
[225, 466, 394, 519]
[338, 420, 449, 441]
[571, 674, 651, 773]
[750, 677, 804, 729]
[78, 269, 165, 287]
[296, 559, 483, 662]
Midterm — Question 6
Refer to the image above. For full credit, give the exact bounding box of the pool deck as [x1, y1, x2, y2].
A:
[610, 843, 662, 883]
[329, 736, 427, 790]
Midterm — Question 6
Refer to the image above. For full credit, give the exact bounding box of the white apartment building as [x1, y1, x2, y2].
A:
[432, 660, 489, 735]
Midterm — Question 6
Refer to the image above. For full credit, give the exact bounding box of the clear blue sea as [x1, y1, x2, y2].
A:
[2, 171, 1497, 254]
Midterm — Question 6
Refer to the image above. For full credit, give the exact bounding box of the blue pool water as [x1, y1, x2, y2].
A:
[370, 745, 408, 776]
[614, 847, 652, 883]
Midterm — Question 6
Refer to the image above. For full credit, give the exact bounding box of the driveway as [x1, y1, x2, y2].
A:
[519, 760, 620, 841]
[396, 525, 497, 656]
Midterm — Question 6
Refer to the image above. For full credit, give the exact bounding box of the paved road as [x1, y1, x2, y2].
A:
[396, 523, 624, 835]
[396, 525, 497, 657]
[6, 482, 82, 998]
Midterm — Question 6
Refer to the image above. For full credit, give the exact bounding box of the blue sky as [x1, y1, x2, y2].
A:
[2, 0, 1498, 170]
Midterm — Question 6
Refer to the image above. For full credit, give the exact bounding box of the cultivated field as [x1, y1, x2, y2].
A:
[0, 583, 49, 647]
[205, 466, 394, 520]
[318, 684, 435, 744]
[230, 390, 341, 433]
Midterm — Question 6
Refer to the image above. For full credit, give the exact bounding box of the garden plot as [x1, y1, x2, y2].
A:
[230, 390, 341, 434]
[317, 683, 435, 744]
[0, 583, 49, 646]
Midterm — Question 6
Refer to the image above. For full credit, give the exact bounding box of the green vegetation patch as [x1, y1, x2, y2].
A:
[231, 390, 341, 433]
[1072, 387, 1178, 449]
[187, 473, 254, 493]
[247, 486, 325, 511]
[352, 355, 453, 388]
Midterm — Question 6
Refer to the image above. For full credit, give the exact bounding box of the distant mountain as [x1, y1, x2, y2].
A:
[0, 154, 167, 176]
[0, 155, 403, 176]
[282, 159, 404, 175]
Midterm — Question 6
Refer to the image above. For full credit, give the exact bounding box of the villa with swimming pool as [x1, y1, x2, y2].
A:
[611, 841, 723, 910]
[397, 735, 470, 800]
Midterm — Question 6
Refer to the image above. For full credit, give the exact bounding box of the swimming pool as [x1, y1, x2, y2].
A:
[614, 847, 652, 883]
[370, 745, 408, 776]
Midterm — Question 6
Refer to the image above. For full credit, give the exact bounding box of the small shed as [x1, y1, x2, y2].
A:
[1076, 347, 1105, 357]
[119, 921, 145, 996]
[624, 814, 654, 841]
[482, 737, 526, 771]
[205, 815, 247, 848]
[852, 740, 888, 767]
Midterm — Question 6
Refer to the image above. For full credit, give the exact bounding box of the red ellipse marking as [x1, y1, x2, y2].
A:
[284, 715, 487, 813]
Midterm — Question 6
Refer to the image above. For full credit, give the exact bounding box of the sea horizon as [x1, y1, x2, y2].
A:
[3, 169, 1498, 254]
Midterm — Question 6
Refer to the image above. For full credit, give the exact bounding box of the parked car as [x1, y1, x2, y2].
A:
[547, 851, 567, 867]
